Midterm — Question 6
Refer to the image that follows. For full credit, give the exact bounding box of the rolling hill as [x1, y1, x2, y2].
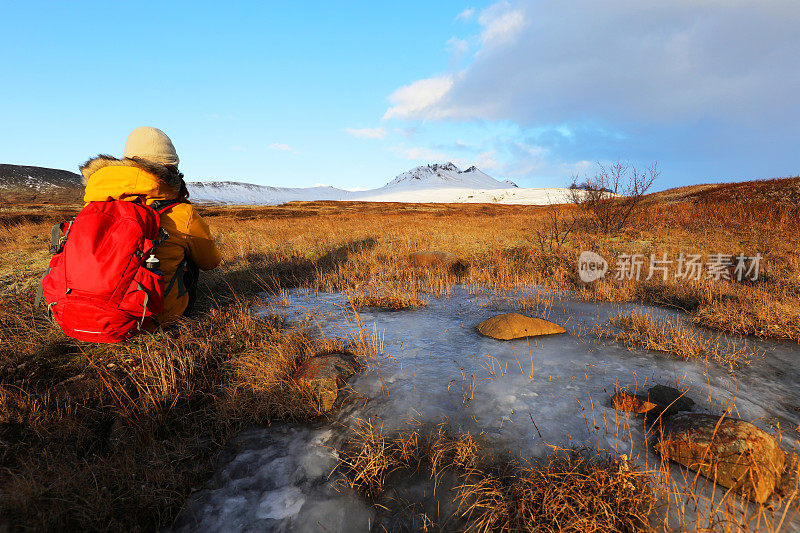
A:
[0, 164, 83, 203]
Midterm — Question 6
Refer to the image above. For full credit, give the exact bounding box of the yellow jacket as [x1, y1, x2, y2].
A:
[80, 156, 221, 325]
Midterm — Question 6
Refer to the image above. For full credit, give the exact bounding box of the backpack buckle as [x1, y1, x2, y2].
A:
[150, 228, 171, 251]
[48, 222, 70, 254]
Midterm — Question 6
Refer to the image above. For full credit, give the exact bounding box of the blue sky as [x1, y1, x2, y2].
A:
[1, 1, 798, 190]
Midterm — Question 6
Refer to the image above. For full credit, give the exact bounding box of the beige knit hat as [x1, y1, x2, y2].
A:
[123, 127, 180, 166]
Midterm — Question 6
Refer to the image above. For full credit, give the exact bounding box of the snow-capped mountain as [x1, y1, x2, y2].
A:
[187, 162, 548, 205]
[382, 163, 516, 190]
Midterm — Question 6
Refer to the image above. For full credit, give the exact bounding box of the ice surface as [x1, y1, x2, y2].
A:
[174, 424, 374, 532]
[255, 487, 305, 520]
[176, 287, 800, 531]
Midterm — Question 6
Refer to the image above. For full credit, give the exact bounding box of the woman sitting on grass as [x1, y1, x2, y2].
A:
[79, 127, 222, 325]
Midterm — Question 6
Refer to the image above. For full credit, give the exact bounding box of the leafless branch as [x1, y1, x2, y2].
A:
[570, 161, 658, 234]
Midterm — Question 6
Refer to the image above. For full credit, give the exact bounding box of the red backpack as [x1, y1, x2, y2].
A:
[39, 199, 179, 343]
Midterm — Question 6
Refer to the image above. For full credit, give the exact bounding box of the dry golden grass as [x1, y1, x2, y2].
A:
[607, 312, 761, 369]
[338, 419, 659, 532]
[0, 291, 374, 531]
[350, 284, 430, 310]
[691, 288, 800, 341]
[0, 179, 798, 530]
[220, 330, 369, 422]
[338, 416, 799, 532]
[7, 193, 797, 339]
[191, 196, 800, 344]
[458, 451, 658, 533]
[610, 311, 705, 358]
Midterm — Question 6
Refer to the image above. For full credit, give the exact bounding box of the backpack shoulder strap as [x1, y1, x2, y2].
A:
[48, 223, 65, 254]
[34, 268, 50, 307]
[150, 199, 184, 214]
[147, 200, 185, 247]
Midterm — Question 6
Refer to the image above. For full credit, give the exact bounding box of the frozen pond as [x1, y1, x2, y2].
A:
[175, 286, 800, 532]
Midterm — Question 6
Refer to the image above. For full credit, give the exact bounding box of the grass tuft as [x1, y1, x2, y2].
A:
[608, 311, 760, 369]
[338, 421, 659, 532]
[350, 285, 430, 310]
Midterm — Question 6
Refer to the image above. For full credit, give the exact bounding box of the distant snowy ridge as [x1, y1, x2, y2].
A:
[353, 186, 574, 205]
[382, 162, 515, 190]
[186, 162, 576, 206]
[188, 181, 347, 204]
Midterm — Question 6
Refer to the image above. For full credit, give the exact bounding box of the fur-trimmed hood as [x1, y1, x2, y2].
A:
[80, 155, 187, 203]
[80, 155, 184, 191]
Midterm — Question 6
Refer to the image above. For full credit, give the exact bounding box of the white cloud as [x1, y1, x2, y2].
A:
[397, 126, 421, 139]
[499, 142, 550, 176]
[383, 1, 800, 126]
[383, 76, 454, 120]
[454, 151, 500, 171]
[560, 160, 593, 177]
[345, 127, 387, 139]
[268, 143, 294, 152]
[456, 7, 475, 21]
[433, 139, 475, 151]
[390, 145, 449, 162]
[512, 142, 547, 159]
[446, 37, 470, 62]
[478, 3, 525, 47]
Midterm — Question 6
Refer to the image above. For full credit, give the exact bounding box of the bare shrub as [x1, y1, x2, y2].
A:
[571, 161, 659, 234]
[534, 203, 578, 254]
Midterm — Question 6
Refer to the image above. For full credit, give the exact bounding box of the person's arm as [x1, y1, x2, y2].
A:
[185, 209, 222, 271]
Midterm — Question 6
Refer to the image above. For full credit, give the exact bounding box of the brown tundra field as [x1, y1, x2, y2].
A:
[0, 177, 799, 532]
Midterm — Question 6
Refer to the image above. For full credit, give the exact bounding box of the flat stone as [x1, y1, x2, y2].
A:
[409, 251, 460, 267]
[409, 251, 468, 274]
[293, 354, 358, 413]
[477, 313, 565, 340]
[655, 413, 786, 503]
[774, 452, 800, 502]
[612, 390, 658, 414]
[646, 384, 695, 416]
